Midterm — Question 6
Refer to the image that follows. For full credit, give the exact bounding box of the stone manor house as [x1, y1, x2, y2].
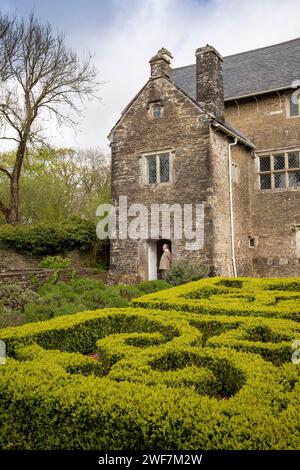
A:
[108, 38, 300, 282]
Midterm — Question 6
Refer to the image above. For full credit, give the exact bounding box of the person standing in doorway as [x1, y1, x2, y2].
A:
[159, 243, 172, 279]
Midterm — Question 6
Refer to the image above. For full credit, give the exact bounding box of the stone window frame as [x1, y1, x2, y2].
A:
[286, 92, 300, 118]
[148, 101, 163, 118]
[248, 237, 256, 248]
[152, 102, 162, 118]
[257, 149, 300, 191]
[141, 150, 173, 186]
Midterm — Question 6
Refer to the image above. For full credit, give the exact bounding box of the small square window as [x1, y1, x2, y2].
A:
[273, 154, 285, 170]
[152, 103, 161, 117]
[274, 172, 285, 188]
[290, 94, 299, 117]
[260, 174, 271, 190]
[259, 156, 271, 172]
[288, 152, 300, 168]
[249, 237, 256, 248]
[288, 171, 300, 188]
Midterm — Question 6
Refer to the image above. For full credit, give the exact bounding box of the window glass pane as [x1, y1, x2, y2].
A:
[288, 171, 300, 188]
[148, 156, 157, 184]
[273, 154, 285, 170]
[153, 103, 161, 117]
[290, 95, 299, 117]
[249, 237, 255, 248]
[274, 173, 285, 188]
[260, 174, 271, 190]
[259, 156, 271, 172]
[288, 152, 300, 168]
[159, 154, 170, 183]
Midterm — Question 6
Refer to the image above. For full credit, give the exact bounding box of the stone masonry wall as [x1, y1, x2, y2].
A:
[248, 157, 300, 277]
[225, 92, 300, 276]
[0, 249, 94, 272]
[225, 91, 300, 150]
[109, 76, 215, 282]
[0, 268, 97, 290]
[231, 143, 254, 276]
[209, 130, 253, 277]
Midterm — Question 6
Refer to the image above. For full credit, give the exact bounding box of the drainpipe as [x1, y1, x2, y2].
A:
[228, 138, 238, 277]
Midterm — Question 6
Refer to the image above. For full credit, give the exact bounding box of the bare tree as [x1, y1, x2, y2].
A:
[0, 13, 19, 80]
[0, 13, 99, 224]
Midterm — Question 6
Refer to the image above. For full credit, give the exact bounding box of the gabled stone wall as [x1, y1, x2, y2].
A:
[109, 76, 217, 282]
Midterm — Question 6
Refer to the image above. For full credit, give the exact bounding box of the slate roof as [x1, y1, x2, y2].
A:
[170, 38, 300, 101]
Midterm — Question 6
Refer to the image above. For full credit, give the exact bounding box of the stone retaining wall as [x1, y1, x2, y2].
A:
[0, 268, 105, 289]
[0, 249, 95, 272]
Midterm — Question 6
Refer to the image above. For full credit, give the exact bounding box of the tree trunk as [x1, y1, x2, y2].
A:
[8, 176, 19, 224]
[0, 200, 10, 223]
[7, 136, 28, 225]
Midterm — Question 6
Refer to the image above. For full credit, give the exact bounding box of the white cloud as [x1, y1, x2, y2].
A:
[2, 0, 300, 151]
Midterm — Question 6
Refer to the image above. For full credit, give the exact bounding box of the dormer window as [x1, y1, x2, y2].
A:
[152, 102, 161, 117]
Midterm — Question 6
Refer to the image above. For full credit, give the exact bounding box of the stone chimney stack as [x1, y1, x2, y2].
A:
[195, 45, 225, 122]
[150, 48, 173, 79]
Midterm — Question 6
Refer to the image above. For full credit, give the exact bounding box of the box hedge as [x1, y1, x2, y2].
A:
[0, 297, 300, 450]
[132, 277, 300, 321]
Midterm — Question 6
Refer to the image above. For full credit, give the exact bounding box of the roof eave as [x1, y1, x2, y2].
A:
[211, 120, 256, 149]
[224, 85, 293, 102]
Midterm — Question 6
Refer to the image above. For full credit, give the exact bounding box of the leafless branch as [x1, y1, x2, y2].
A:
[0, 165, 12, 179]
[0, 12, 100, 223]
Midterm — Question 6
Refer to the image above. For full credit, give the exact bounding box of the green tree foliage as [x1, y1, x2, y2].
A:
[0, 147, 111, 224]
[0, 218, 97, 254]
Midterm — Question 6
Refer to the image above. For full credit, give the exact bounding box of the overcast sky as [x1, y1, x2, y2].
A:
[0, 0, 300, 153]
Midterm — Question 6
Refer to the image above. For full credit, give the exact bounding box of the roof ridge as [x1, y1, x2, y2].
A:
[171, 63, 194, 71]
[171, 37, 300, 71]
[224, 36, 300, 59]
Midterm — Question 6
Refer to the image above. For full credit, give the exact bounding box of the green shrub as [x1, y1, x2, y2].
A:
[0, 306, 26, 328]
[216, 279, 243, 289]
[24, 278, 128, 322]
[0, 218, 96, 255]
[0, 276, 173, 328]
[137, 279, 171, 294]
[94, 261, 109, 273]
[0, 284, 39, 312]
[133, 277, 300, 320]
[39, 255, 71, 270]
[39, 255, 73, 284]
[117, 285, 141, 301]
[164, 260, 210, 286]
[266, 281, 300, 292]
